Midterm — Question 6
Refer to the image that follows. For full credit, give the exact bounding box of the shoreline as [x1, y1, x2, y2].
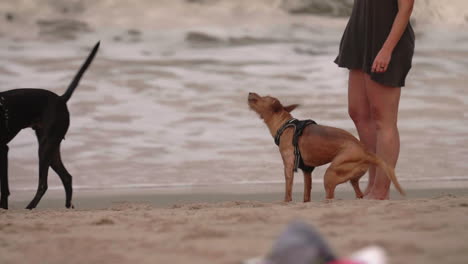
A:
[8, 181, 468, 209]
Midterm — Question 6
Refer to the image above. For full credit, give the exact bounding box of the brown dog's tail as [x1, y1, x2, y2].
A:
[366, 151, 406, 196]
[61, 41, 100, 102]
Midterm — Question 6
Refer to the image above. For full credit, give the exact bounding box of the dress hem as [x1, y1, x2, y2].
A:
[334, 61, 406, 88]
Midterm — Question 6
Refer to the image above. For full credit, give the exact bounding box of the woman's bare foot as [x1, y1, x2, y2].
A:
[364, 189, 390, 200]
[363, 183, 373, 196]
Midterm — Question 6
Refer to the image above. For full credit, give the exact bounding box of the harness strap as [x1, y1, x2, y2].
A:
[274, 118, 298, 146]
[274, 118, 317, 173]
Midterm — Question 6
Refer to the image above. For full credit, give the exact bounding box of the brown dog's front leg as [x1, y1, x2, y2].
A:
[279, 135, 296, 203]
[283, 166, 294, 202]
[303, 171, 312, 202]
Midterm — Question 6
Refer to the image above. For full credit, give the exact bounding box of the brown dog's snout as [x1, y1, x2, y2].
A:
[248, 92, 259, 102]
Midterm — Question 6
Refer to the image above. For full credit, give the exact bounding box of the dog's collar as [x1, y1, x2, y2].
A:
[274, 118, 298, 146]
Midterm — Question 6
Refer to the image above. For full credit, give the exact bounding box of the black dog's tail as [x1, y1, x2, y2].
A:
[61, 41, 100, 102]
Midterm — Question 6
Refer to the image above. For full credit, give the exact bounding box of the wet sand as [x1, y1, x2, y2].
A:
[6, 183, 468, 209]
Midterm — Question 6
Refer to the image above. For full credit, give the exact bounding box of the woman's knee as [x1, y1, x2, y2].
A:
[369, 104, 398, 131]
[348, 105, 371, 126]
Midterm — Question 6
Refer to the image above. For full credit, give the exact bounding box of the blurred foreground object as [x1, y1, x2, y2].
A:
[243, 221, 387, 264]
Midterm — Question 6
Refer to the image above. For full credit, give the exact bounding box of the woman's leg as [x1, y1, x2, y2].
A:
[364, 74, 401, 200]
[347, 70, 377, 195]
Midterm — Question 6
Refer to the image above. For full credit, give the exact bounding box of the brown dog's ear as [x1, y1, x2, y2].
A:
[284, 104, 299, 113]
[272, 99, 283, 113]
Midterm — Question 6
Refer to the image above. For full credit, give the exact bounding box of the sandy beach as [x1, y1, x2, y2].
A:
[1, 0, 468, 263]
[2, 186, 468, 264]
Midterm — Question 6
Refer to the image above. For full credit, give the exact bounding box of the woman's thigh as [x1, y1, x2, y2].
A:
[364, 75, 401, 127]
[348, 69, 371, 120]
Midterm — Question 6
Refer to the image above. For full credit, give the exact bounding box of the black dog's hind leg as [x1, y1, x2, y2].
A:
[0, 145, 10, 209]
[50, 148, 73, 208]
[26, 135, 61, 210]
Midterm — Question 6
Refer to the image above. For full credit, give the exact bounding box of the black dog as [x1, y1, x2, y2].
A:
[0, 42, 100, 209]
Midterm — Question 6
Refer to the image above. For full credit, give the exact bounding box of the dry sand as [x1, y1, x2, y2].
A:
[1, 186, 468, 264]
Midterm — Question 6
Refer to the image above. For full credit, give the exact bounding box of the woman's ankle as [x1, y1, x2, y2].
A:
[365, 188, 390, 200]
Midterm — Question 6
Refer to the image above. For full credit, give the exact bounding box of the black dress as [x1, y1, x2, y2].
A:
[334, 0, 415, 87]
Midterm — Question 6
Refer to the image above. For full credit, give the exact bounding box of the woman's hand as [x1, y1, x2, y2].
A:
[371, 0, 413, 74]
[372, 48, 392, 73]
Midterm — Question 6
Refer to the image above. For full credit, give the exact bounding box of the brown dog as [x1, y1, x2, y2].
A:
[247, 92, 405, 202]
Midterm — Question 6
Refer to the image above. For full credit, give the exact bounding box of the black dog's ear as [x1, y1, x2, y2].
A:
[284, 104, 299, 113]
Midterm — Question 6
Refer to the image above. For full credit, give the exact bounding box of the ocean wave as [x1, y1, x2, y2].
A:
[280, 0, 353, 17]
[412, 0, 468, 26]
[1, 0, 467, 31]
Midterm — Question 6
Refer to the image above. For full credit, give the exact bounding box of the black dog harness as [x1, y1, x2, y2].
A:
[274, 118, 317, 173]
[0, 96, 9, 132]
